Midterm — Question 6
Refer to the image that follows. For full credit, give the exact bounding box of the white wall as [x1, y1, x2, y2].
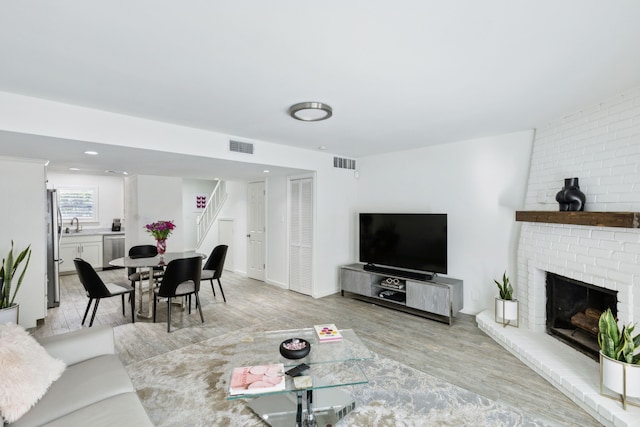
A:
[125, 175, 184, 252]
[314, 168, 360, 297]
[0, 157, 47, 328]
[124, 176, 139, 253]
[216, 181, 248, 275]
[197, 181, 247, 274]
[525, 86, 640, 212]
[197, 180, 248, 275]
[357, 130, 534, 314]
[0, 93, 358, 298]
[46, 172, 124, 231]
[182, 178, 217, 251]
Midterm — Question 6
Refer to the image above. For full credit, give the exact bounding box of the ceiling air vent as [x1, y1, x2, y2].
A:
[229, 140, 254, 155]
[333, 157, 356, 170]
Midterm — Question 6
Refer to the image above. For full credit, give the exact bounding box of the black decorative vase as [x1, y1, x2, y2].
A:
[555, 177, 585, 212]
[279, 338, 311, 359]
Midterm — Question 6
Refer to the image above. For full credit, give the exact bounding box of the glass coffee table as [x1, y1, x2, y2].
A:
[228, 328, 373, 427]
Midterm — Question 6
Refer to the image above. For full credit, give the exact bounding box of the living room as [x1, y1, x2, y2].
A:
[1, 2, 640, 426]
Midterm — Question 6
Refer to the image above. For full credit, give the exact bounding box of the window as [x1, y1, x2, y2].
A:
[58, 187, 98, 221]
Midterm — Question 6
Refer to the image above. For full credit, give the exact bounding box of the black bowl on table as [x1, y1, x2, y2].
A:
[279, 338, 311, 359]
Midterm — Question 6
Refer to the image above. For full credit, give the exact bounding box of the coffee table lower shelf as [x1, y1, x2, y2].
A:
[229, 328, 373, 426]
[247, 386, 356, 427]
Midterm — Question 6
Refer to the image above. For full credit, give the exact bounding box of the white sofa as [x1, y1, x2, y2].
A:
[9, 326, 152, 427]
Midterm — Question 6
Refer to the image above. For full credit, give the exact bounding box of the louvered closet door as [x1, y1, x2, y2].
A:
[289, 177, 313, 295]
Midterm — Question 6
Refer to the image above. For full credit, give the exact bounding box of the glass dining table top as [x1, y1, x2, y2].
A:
[108, 251, 205, 268]
[227, 328, 374, 400]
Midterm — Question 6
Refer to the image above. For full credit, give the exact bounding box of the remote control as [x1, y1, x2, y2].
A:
[285, 363, 310, 377]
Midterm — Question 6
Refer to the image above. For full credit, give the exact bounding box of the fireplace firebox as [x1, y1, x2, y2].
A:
[546, 272, 618, 360]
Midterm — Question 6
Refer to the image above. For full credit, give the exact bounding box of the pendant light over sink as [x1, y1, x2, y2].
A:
[288, 102, 333, 121]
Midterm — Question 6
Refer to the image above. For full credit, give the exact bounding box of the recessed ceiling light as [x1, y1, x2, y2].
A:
[263, 170, 270, 173]
[84, 150, 98, 155]
[69, 167, 80, 171]
[289, 102, 333, 121]
[105, 170, 129, 175]
[318, 146, 327, 150]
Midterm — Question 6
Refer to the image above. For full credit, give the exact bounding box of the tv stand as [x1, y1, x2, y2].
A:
[340, 264, 463, 325]
[362, 264, 433, 281]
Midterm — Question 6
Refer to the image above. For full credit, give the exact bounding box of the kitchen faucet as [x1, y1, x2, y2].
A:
[70, 217, 81, 232]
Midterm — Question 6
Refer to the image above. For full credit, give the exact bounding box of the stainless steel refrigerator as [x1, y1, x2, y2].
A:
[46, 189, 62, 308]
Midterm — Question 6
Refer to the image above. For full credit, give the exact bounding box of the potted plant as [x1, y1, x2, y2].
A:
[0, 241, 32, 324]
[598, 308, 640, 409]
[494, 271, 518, 327]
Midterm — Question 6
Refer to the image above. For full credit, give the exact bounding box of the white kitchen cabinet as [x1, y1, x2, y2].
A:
[59, 235, 103, 273]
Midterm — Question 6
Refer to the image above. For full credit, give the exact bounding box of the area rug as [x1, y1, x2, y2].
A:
[124, 327, 556, 426]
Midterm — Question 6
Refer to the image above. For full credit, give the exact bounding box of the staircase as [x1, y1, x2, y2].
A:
[196, 180, 227, 247]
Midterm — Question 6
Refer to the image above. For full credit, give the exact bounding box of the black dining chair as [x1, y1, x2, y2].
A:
[128, 245, 164, 288]
[152, 256, 204, 332]
[201, 245, 228, 302]
[74, 258, 135, 327]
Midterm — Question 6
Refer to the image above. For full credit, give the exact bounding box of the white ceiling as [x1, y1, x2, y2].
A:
[1, 1, 640, 178]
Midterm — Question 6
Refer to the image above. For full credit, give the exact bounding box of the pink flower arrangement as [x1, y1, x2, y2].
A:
[145, 220, 176, 240]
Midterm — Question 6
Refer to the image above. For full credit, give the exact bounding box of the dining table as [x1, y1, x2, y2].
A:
[109, 251, 206, 318]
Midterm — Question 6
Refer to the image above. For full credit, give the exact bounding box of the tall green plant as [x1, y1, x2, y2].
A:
[0, 241, 32, 309]
[494, 271, 513, 300]
[598, 308, 640, 364]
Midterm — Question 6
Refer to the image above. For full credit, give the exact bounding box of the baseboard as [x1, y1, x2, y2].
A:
[265, 279, 288, 289]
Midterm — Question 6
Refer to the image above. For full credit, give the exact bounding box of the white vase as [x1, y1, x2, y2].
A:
[0, 304, 19, 324]
[600, 351, 640, 409]
[495, 298, 518, 327]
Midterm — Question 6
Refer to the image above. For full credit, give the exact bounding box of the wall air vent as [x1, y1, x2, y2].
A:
[333, 156, 356, 170]
[229, 140, 254, 154]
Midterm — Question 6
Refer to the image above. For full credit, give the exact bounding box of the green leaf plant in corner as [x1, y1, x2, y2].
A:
[494, 271, 513, 300]
[0, 241, 32, 309]
[598, 308, 640, 364]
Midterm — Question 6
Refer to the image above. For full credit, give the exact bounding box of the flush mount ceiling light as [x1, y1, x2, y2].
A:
[289, 102, 333, 122]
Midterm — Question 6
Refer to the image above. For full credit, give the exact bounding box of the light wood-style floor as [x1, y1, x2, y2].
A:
[32, 268, 601, 426]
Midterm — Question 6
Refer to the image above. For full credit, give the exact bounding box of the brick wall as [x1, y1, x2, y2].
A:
[525, 86, 640, 211]
[517, 86, 640, 330]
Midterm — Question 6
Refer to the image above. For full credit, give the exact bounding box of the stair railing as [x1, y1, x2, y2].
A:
[196, 180, 227, 246]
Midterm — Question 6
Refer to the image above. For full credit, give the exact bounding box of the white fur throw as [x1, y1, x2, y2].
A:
[0, 323, 66, 423]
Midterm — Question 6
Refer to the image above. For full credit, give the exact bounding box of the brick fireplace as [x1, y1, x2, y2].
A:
[478, 85, 640, 427]
[517, 220, 638, 332]
[546, 272, 618, 360]
[478, 219, 640, 427]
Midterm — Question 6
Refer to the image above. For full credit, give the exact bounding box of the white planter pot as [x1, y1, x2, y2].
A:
[495, 298, 518, 327]
[0, 304, 19, 324]
[600, 351, 640, 409]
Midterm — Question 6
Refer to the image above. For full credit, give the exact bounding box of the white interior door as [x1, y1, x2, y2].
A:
[289, 177, 313, 295]
[219, 219, 234, 272]
[247, 181, 265, 281]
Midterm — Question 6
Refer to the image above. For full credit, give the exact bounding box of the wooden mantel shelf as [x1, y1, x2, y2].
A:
[515, 211, 640, 229]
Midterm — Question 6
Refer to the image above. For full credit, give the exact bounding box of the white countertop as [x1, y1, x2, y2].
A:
[61, 228, 124, 237]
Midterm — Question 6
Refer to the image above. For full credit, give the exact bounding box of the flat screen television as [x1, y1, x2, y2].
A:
[359, 213, 447, 280]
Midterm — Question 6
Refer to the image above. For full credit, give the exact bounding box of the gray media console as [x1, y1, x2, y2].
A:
[339, 263, 463, 325]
